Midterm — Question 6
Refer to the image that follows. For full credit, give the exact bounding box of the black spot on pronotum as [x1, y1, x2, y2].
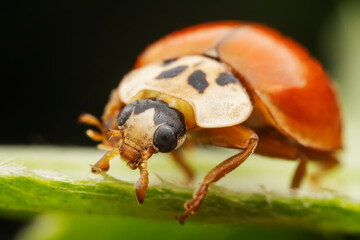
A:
[156, 65, 188, 79]
[162, 58, 178, 66]
[187, 70, 209, 94]
[216, 73, 238, 86]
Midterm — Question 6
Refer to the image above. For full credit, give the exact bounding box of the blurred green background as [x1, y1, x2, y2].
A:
[2, 0, 360, 239]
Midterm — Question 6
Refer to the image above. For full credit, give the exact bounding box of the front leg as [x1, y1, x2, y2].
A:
[135, 148, 153, 204]
[176, 125, 258, 224]
[79, 89, 123, 149]
[91, 147, 120, 173]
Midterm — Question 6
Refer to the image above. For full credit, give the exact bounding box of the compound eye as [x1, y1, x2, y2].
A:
[153, 125, 177, 153]
[117, 105, 134, 126]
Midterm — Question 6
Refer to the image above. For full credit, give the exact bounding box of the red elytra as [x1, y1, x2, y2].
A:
[135, 21, 342, 152]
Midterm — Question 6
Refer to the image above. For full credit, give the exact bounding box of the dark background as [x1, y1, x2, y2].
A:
[3, 0, 340, 146]
[0, 0, 345, 238]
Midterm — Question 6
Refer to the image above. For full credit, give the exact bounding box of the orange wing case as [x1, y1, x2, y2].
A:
[135, 22, 342, 151]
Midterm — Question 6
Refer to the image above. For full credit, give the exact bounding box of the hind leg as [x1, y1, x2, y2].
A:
[255, 128, 307, 189]
[300, 147, 340, 187]
[255, 128, 339, 189]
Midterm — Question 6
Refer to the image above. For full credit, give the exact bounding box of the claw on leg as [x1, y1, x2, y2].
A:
[176, 184, 208, 225]
[90, 164, 107, 176]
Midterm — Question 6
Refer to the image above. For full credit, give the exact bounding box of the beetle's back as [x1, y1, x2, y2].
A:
[135, 22, 342, 151]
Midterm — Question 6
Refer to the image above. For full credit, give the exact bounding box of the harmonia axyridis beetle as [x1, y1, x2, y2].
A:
[79, 21, 342, 224]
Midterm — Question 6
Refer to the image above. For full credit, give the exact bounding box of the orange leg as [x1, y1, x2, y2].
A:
[135, 148, 153, 204]
[92, 146, 153, 204]
[255, 128, 307, 189]
[91, 148, 120, 173]
[300, 147, 340, 187]
[176, 125, 258, 224]
[255, 129, 340, 189]
[135, 158, 149, 204]
[170, 150, 194, 183]
[78, 114, 106, 140]
[79, 89, 123, 149]
[291, 153, 307, 189]
[79, 113, 116, 150]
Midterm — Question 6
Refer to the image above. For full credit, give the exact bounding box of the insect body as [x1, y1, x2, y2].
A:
[79, 21, 342, 224]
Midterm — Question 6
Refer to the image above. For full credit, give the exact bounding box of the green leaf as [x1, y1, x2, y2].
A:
[0, 145, 359, 235]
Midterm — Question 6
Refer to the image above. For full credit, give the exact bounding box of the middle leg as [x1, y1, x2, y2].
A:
[170, 149, 194, 183]
[176, 125, 258, 224]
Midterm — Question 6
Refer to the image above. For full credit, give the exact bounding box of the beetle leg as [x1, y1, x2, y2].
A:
[311, 157, 339, 187]
[80, 89, 123, 148]
[78, 114, 105, 138]
[300, 147, 340, 188]
[135, 158, 149, 204]
[291, 153, 307, 189]
[135, 148, 153, 204]
[78, 113, 103, 130]
[91, 148, 120, 173]
[79, 113, 110, 145]
[254, 129, 307, 189]
[254, 129, 340, 189]
[86, 129, 107, 143]
[176, 125, 258, 224]
[170, 149, 194, 184]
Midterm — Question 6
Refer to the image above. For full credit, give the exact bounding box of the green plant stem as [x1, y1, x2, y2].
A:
[0, 146, 359, 233]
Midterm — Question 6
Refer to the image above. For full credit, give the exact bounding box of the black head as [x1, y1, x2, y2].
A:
[117, 99, 186, 153]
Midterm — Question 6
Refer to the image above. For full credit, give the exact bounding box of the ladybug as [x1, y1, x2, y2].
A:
[79, 21, 342, 224]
